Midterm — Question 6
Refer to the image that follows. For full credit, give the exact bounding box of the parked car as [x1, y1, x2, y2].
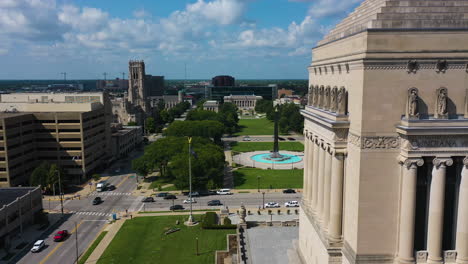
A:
[287, 137, 296, 141]
[142, 197, 155, 203]
[283, 189, 296, 194]
[217, 189, 232, 195]
[107, 185, 116, 191]
[186, 192, 199, 197]
[92, 197, 102, 205]
[164, 195, 177, 200]
[53, 230, 69, 242]
[31, 240, 45, 253]
[157, 192, 169, 197]
[208, 190, 218, 195]
[170, 205, 184, 211]
[207, 200, 222, 206]
[243, 136, 251, 141]
[183, 198, 197, 204]
[265, 202, 280, 208]
[285, 201, 300, 207]
[278, 137, 286, 141]
[198, 190, 211, 196]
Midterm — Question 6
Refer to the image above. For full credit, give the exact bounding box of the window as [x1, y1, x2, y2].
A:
[59, 129, 80, 133]
[58, 120, 80, 123]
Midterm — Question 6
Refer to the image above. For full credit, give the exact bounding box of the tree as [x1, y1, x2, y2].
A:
[92, 174, 101, 182]
[145, 117, 156, 133]
[164, 120, 224, 143]
[30, 162, 49, 190]
[127, 121, 137, 126]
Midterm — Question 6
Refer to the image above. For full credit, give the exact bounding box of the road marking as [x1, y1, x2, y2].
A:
[116, 175, 129, 188]
[39, 220, 83, 264]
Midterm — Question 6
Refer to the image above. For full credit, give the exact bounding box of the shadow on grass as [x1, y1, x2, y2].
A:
[233, 171, 246, 187]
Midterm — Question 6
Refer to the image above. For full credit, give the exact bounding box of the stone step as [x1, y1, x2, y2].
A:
[371, 18, 468, 28]
[377, 12, 468, 20]
[386, 0, 468, 8]
[381, 6, 468, 13]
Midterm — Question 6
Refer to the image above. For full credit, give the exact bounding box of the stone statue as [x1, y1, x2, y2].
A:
[313, 86, 319, 106]
[319, 86, 325, 108]
[330, 86, 338, 112]
[407, 88, 419, 119]
[308, 85, 313, 105]
[239, 203, 246, 224]
[435, 87, 448, 119]
[337, 86, 347, 114]
[324, 86, 331, 110]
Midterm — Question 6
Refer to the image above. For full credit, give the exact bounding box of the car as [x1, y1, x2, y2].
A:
[243, 136, 251, 141]
[157, 192, 169, 197]
[283, 189, 296, 194]
[287, 137, 296, 141]
[107, 185, 116, 191]
[164, 195, 177, 200]
[278, 137, 286, 141]
[186, 192, 199, 197]
[142, 197, 155, 203]
[53, 230, 69, 242]
[285, 201, 300, 207]
[207, 200, 222, 206]
[92, 197, 102, 205]
[217, 189, 232, 195]
[170, 205, 184, 210]
[183, 198, 197, 204]
[208, 190, 218, 195]
[265, 202, 280, 208]
[31, 240, 45, 253]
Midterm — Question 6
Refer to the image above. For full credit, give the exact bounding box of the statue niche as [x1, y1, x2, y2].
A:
[330, 86, 338, 113]
[435, 87, 448, 119]
[337, 86, 347, 115]
[406, 87, 419, 119]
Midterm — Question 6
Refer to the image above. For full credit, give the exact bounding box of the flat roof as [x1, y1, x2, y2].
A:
[0, 187, 39, 206]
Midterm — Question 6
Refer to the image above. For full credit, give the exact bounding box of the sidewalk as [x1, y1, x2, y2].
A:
[43, 176, 111, 202]
[84, 219, 125, 264]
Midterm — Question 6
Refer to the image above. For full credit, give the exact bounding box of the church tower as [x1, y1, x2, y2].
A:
[128, 60, 147, 111]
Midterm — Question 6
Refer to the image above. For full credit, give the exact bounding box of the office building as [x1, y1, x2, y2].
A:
[111, 124, 143, 161]
[205, 84, 277, 101]
[223, 95, 262, 110]
[212, 75, 235, 87]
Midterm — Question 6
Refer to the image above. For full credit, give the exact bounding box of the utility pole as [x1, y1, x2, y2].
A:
[262, 192, 265, 209]
[58, 170, 64, 216]
[122, 72, 126, 80]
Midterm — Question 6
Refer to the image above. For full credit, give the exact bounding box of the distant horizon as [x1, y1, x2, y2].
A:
[0, 78, 308, 81]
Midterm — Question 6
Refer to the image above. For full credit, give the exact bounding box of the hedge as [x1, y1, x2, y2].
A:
[202, 212, 236, 230]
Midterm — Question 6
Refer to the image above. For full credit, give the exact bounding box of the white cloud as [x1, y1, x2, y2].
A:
[186, 0, 247, 25]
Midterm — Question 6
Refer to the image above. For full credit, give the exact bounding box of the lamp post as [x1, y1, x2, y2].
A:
[262, 192, 265, 209]
[57, 170, 64, 216]
[257, 176, 260, 192]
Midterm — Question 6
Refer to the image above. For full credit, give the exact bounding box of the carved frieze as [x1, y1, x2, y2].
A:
[348, 133, 400, 150]
[435, 87, 448, 119]
[333, 129, 348, 142]
[402, 136, 468, 150]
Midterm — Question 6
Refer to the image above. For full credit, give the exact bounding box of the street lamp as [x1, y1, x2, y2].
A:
[257, 176, 261, 192]
[57, 170, 64, 216]
[262, 192, 265, 209]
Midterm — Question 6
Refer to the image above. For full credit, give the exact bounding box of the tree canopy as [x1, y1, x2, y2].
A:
[164, 120, 224, 143]
[186, 102, 239, 134]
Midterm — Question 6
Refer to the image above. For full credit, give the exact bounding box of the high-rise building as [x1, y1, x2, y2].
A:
[299, 1, 468, 264]
[0, 92, 112, 187]
[212, 75, 235, 87]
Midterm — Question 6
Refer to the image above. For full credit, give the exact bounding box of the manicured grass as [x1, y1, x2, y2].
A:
[148, 177, 174, 190]
[231, 141, 304, 152]
[233, 168, 303, 189]
[235, 118, 274, 135]
[78, 231, 108, 264]
[97, 216, 235, 264]
[138, 209, 219, 214]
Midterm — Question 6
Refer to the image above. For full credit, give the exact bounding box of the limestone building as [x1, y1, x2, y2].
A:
[223, 95, 262, 110]
[299, 1, 468, 264]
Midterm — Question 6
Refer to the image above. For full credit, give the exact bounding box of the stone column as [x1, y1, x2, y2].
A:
[307, 137, 314, 202]
[311, 138, 320, 212]
[397, 158, 424, 264]
[302, 135, 310, 202]
[316, 142, 326, 220]
[427, 158, 453, 264]
[328, 152, 345, 242]
[323, 147, 332, 230]
[456, 157, 468, 264]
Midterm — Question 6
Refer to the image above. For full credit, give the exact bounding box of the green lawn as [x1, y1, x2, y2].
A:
[233, 168, 303, 189]
[231, 141, 304, 152]
[97, 216, 234, 264]
[148, 176, 174, 190]
[79, 231, 108, 264]
[235, 118, 274, 135]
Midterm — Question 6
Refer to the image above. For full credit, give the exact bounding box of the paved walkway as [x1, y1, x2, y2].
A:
[83, 219, 125, 264]
[228, 212, 299, 224]
[246, 226, 299, 264]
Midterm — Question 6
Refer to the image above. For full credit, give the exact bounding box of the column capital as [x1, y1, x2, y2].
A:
[463, 156, 468, 167]
[402, 158, 424, 169]
[433, 157, 453, 168]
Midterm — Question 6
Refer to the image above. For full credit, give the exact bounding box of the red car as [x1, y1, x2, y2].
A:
[53, 230, 68, 242]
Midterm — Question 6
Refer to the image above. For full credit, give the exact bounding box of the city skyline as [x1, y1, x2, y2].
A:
[0, 0, 361, 80]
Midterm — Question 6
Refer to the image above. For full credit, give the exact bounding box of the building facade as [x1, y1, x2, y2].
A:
[203, 101, 219, 112]
[212, 75, 235, 87]
[111, 124, 143, 160]
[299, 1, 468, 264]
[0, 93, 111, 187]
[0, 187, 43, 250]
[205, 84, 278, 101]
[223, 95, 262, 110]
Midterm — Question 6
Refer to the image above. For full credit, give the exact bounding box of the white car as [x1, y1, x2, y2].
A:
[217, 189, 232, 195]
[285, 201, 300, 207]
[243, 136, 251, 141]
[31, 240, 45, 253]
[264, 202, 280, 208]
[183, 198, 197, 204]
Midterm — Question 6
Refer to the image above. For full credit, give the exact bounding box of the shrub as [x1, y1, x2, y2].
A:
[268, 210, 272, 215]
[277, 209, 281, 215]
[287, 209, 290, 215]
[202, 212, 236, 229]
[224, 218, 232, 225]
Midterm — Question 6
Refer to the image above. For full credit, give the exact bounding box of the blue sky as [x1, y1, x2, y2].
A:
[0, 0, 362, 79]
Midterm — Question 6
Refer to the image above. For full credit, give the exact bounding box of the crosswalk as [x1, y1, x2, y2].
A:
[70, 211, 113, 217]
[89, 192, 132, 196]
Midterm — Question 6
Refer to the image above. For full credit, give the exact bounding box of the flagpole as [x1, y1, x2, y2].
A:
[187, 137, 194, 225]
